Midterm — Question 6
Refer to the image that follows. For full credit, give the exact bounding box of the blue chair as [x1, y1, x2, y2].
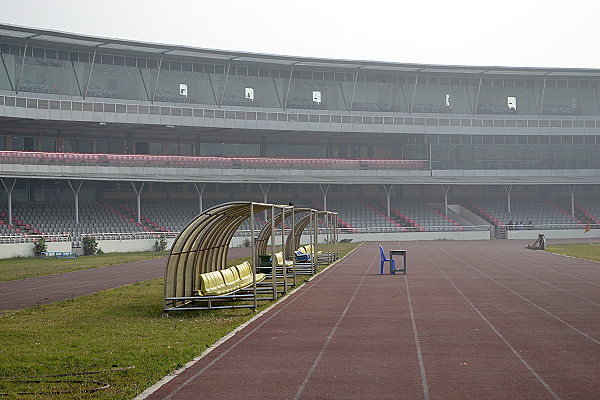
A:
[379, 244, 395, 274]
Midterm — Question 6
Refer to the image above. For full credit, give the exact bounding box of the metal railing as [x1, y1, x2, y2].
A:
[3, 223, 597, 245]
[0, 150, 428, 171]
[504, 223, 598, 231]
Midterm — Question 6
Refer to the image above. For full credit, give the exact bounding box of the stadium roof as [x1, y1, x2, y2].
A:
[2, 23, 600, 76]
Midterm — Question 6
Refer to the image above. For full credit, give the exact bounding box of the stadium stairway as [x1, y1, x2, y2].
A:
[545, 199, 585, 226]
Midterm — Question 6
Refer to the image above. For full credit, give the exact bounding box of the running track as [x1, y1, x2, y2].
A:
[139, 241, 600, 399]
[0, 247, 250, 311]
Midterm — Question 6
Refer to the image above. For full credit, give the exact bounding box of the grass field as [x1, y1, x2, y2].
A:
[545, 243, 600, 262]
[0, 242, 360, 399]
[0, 252, 169, 282]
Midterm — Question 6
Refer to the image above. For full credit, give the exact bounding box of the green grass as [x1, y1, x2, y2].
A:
[545, 243, 600, 262]
[0, 242, 361, 399]
[0, 252, 169, 282]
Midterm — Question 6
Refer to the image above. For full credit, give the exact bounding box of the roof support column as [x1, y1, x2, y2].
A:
[151, 56, 164, 104]
[383, 185, 393, 218]
[539, 74, 548, 116]
[349, 66, 362, 113]
[83, 48, 97, 100]
[131, 182, 145, 224]
[259, 183, 270, 220]
[1, 53, 15, 92]
[442, 185, 450, 216]
[194, 183, 206, 214]
[569, 185, 576, 218]
[272, 77, 283, 109]
[67, 180, 83, 225]
[283, 64, 296, 110]
[320, 184, 330, 211]
[138, 66, 150, 102]
[1, 178, 16, 227]
[474, 73, 483, 115]
[71, 60, 83, 97]
[409, 70, 420, 115]
[505, 185, 513, 213]
[15, 41, 28, 94]
[219, 59, 235, 107]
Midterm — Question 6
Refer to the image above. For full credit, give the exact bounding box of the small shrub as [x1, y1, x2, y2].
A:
[154, 235, 168, 252]
[82, 235, 98, 256]
[242, 237, 251, 247]
[33, 237, 47, 256]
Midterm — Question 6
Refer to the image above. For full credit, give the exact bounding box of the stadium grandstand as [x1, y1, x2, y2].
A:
[0, 23, 599, 253]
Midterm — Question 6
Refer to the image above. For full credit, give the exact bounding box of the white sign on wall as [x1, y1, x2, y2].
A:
[179, 84, 188, 97]
[507, 96, 517, 110]
[245, 87, 254, 101]
[312, 90, 321, 104]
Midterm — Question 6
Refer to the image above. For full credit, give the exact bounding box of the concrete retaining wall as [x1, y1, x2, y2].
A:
[339, 230, 491, 242]
[96, 238, 177, 253]
[507, 229, 600, 240]
[0, 241, 72, 259]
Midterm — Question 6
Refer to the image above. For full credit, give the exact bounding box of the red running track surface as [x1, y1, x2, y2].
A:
[140, 241, 600, 400]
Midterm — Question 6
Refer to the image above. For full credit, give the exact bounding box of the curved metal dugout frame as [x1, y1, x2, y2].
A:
[283, 210, 339, 269]
[163, 201, 292, 310]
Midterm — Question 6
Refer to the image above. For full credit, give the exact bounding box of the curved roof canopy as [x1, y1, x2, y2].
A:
[2, 23, 600, 77]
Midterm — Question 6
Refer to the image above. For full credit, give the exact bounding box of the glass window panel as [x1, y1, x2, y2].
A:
[166, 142, 178, 155]
[17, 55, 80, 96]
[13, 137, 37, 151]
[96, 140, 109, 153]
[79, 139, 93, 153]
[180, 143, 193, 155]
[505, 135, 517, 144]
[585, 135, 596, 144]
[40, 138, 56, 152]
[148, 142, 163, 155]
[110, 140, 124, 154]
[527, 135, 539, 144]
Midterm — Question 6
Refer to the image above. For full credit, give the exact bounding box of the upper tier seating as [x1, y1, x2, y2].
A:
[476, 103, 517, 114]
[542, 104, 580, 115]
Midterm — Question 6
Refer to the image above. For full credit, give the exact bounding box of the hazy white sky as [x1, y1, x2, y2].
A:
[2, 0, 599, 69]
